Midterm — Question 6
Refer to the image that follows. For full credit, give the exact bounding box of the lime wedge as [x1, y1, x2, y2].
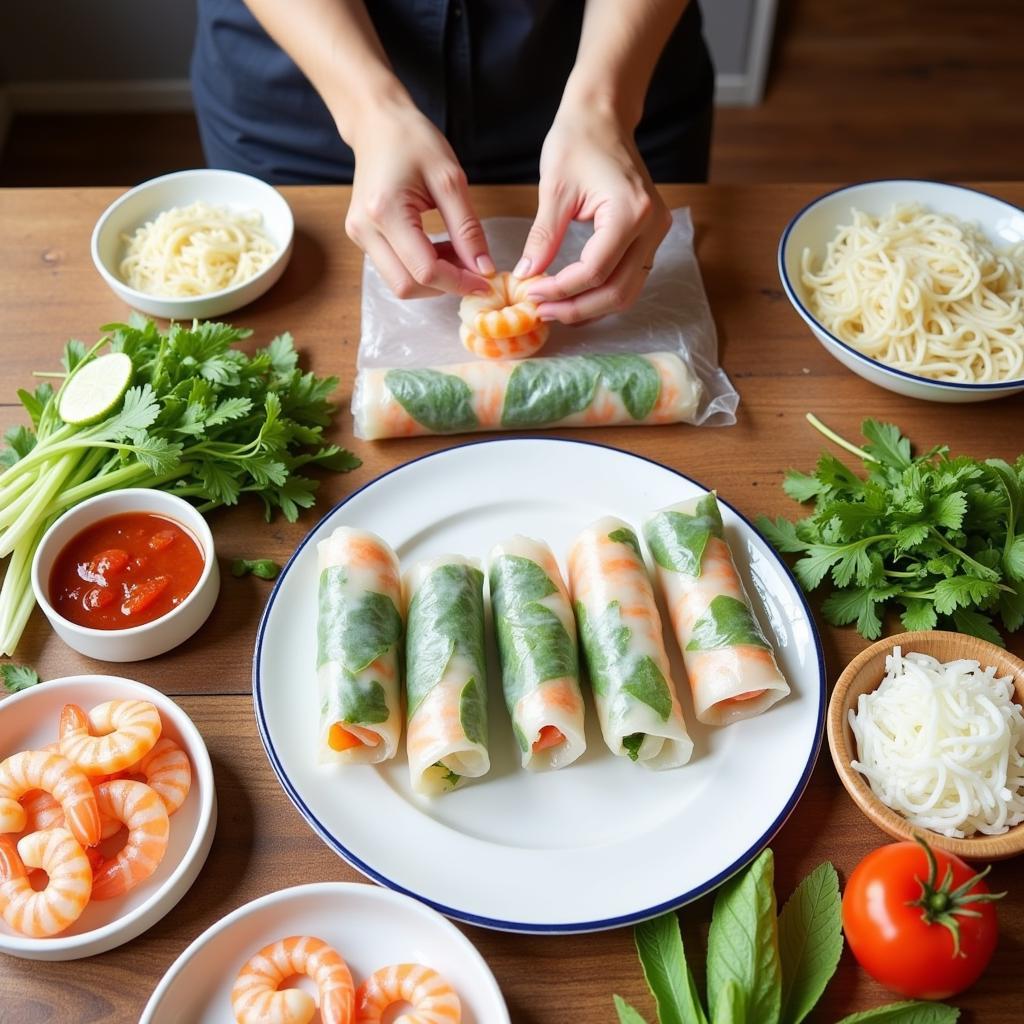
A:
[58, 352, 134, 426]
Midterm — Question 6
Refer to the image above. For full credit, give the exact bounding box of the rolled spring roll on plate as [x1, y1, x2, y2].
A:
[643, 493, 790, 727]
[488, 536, 587, 770]
[568, 517, 692, 769]
[316, 526, 404, 763]
[354, 352, 702, 440]
[404, 555, 490, 795]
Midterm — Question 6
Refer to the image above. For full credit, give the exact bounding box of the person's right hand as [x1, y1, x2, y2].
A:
[345, 103, 494, 299]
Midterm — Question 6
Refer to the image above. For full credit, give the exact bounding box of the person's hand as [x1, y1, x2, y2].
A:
[345, 102, 494, 299]
[515, 106, 672, 324]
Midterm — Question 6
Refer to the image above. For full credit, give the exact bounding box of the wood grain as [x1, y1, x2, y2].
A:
[1, 184, 1023, 1022]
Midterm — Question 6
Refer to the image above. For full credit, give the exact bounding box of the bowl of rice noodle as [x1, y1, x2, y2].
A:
[778, 180, 1024, 402]
[91, 168, 294, 319]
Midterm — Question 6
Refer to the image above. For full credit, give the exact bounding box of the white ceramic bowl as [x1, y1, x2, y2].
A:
[140, 883, 510, 1024]
[31, 489, 219, 662]
[778, 179, 1024, 402]
[0, 674, 217, 960]
[91, 168, 294, 320]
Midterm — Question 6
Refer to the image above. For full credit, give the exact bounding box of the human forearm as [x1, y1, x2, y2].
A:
[241, 0, 413, 144]
[560, 0, 689, 129]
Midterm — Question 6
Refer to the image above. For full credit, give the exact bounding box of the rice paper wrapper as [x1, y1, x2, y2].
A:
[353, 211, 738, 435]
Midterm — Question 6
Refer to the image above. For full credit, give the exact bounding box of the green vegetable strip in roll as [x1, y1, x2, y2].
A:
[404, 555, 489, 795]
[316, 526, 404, 764]
[569, 516, 693, 769]
[488, 535, 587, 771]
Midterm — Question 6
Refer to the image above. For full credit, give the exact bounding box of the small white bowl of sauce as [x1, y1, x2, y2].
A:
[30, 489, 219, 662]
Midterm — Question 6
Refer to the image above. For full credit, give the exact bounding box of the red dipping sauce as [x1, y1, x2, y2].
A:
[49, 512, 205, 630]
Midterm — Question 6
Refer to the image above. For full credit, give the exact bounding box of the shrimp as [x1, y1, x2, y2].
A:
[0, 750, 101, 846]
[125, 737, 192, 815]
[355, 963, 460, 1024]
[59, 700, 162, 776]
[0, 828, 92, 937]
[231, 935, 354, 1024]
[89, 780, 169, 900]
[457, 271, 550, 360]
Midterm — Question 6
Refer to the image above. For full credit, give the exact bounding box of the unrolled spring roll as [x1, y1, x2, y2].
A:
[488, 536, 586, 770]
[643, 493, 790, 727]
[354, 351, 702, 439]
[404, 555, 489, 795]
[316, 526, 404, 763]
[568, 517, 693, 769]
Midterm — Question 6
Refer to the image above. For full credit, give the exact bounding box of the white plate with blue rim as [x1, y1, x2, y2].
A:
[253, 438, 825, 934]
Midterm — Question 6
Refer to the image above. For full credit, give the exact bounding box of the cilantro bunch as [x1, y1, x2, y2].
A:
[757, 415, 1024, 644]
[0, 316, 360, 655]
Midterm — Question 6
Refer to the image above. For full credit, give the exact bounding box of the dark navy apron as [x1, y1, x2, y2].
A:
[191, 0, 714, 184]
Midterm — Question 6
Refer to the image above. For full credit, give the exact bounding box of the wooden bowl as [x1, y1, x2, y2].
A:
[828, 630, 1024, 861]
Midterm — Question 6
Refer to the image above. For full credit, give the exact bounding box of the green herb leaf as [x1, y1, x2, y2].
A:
[777, 863, 842, 1024]
[686, 595, 770, 651]
[931, 576, 999, 615]
[622, 656, 674, 720]
[1, 663, 40, 693]
[501, 358, 600, 428]
[385, 368, 478, 433]
[783, 470, 827, 503]
[861, 419, 912, 469]
[1006, 536, 1024, 581]
[634, 912, 708, 1024]
[317, 566, 402, 674]
[575, 600, 632, 699]
[712, 980, 746, 1024]
[609, 527, 643, 559]
[586, 354, 662, 421]
[231, 558, 281, 580]
[756, 516, 809, 554]
[899, 599, 938, 633]
[834, 1001, 960, 1023]
[622, 733, 645, 762]
[645, 497, 724, 577]
[950, 607, 1005, 647]
[459, 677, 487, 746]
[337, 678, 390, 725]
[613, 995, 650, 1024]
[706, 848, 781, 1024]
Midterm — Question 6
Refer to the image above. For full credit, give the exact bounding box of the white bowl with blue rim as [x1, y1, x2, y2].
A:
[778, 180, 1024, 403]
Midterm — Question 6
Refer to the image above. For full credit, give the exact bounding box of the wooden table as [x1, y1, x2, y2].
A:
[1, 184, 1022, 1023]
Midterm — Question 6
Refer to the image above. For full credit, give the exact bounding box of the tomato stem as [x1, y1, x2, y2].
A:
[907, 834, 1005, 958]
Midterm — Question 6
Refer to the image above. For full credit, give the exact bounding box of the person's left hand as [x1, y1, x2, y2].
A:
[514, 105, 672, 324]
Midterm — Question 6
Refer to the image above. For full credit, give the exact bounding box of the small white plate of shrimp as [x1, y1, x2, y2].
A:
[139, 882, 509, 1024]
[0, 673, 216, 960]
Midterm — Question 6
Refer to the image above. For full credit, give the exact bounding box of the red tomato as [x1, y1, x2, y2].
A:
[842, 838, 1002, 999]
[121, 575, 172, 617]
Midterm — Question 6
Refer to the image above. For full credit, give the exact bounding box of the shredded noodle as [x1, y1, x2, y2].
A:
[801, 204, 1024, 383]
[119, 200, 278, 298]
[849, 647, 1024, 838]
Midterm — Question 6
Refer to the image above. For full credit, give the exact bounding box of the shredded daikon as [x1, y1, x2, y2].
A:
[849, 647, 1024, 838]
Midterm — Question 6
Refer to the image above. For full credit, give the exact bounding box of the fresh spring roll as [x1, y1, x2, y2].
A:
[643, 493, 790, 727]
[488, 536, 587, 770]
[568, 517, 693, 769]
[353, 352, 702, 439]
[404, 555, 489, 795]
[316, 526, 404, 763]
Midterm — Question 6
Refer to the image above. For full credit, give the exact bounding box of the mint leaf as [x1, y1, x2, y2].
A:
[386, 368, 478, 433]
[686, 595, 770, 651]
[586, 354, 662, 421]
[501, 358, 600, 428]
[317, 566, 402, 673]
[835, 1002, 960, 1024]
[634, 912, 708, 1024]
[622, 656, 674, 720]
[777, 863, 842, 1024]
[613, 995, 649, 1024]
[1, 664, 40, 693]
[706, 848, 781, 1024]
[645, 498, 724, 577]
[337, 678, 390, 725]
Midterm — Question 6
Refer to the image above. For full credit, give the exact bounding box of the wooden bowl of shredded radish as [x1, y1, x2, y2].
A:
[828, 630, 1024, 860]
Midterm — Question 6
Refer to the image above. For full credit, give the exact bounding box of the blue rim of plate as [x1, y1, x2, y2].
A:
[777, 178, 1024, 392]
[252, 436, 827, 934]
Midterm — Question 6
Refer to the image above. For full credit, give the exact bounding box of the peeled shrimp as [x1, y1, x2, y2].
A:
[89, 780, 169, 900]
[59, 700, 161, 776]
[0, 828, 92, 937]
[458, 271, 550, 359]
[356, 963, 460, 1024]
[231, 935, 355, 1024]
[0, 750, 101, 846]
[126, 737, 192, 815]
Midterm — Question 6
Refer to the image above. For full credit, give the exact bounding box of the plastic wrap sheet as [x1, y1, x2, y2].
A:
[352, 210, 738, 438]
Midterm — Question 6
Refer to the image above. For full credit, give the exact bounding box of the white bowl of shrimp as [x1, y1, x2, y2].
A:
[0, 674, 216, 960]
[140, 882, 509, 1024]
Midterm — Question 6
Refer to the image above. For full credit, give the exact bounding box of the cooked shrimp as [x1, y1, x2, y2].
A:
[231, 935, 354, 1024]
[89, 780, 169, 900]
[17, 790, 65, 835]
[457, 271, 550, 360]
[126, 737, 192, 815]
[0, 750, 101, 846]
[459, 324, 549, 360]
[0, 828, 92, 937]
[59, 700, 162, 776]
[356, 963, 460, 1024]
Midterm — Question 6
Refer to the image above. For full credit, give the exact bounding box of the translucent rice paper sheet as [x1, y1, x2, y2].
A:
[355, 210, 738, 428]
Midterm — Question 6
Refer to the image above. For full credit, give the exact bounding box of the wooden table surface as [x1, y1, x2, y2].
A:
[1, 184, 1022, 1024]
